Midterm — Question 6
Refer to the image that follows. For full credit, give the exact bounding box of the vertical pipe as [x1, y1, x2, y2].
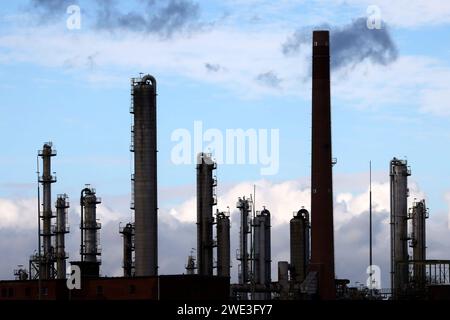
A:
[369, 161, 373, 289]
[310, 30, 335, 299]
[132, 75, 158, 277]
[196, 152, 215, 276]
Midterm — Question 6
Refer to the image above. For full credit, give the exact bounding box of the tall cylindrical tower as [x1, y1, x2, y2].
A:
[253, 208, 271, 300]
[216, 211, 230, 277]
[411, 199, 427, 289]
[55, 194, 69, 279]
[38, 142, 57, 280]
[310, 30, 335, 300]
[120, 223, 135, 277]
[131, 75, 158, 277]
[236, 197, 251, 286]
[290, 208, 310, 284]
[196, 152, 216, 276]
[390, 158, 411, 298]
[81, 187, 101, 264]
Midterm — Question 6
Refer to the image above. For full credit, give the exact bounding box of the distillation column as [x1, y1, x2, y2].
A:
[411, 199, 427, 290]
[310, 30, 336, 299]
[131, 75, 158, 277]
[55, 194, 69, 279]
[120, 223, 135, 277]
[80, 187, 102, 267]
[216, 211, 230, 277]
[253, 208, 271, 300]
[237, 197, 251, 287]
[38, 142, 57, 280]
[390, 158, 411, 298]
[290, 208, 310, 285]
[196, 152, 217, 276]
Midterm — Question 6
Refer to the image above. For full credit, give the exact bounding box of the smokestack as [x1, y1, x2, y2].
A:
[131, 74, 158, 277]
[55, 194, 69, 279]
[38, 142, 57, 280]
[390, 158, 410, 298]
[310, 30, 336, 299]
[216, 210, 230, 277]
[196, 152, 216, 276]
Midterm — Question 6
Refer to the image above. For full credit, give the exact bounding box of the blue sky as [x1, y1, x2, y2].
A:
[1, 0, 450, 286]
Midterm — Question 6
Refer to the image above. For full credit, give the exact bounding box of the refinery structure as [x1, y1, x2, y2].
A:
[1, 30, 450, 301]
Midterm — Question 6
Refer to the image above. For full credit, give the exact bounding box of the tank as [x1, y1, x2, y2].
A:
[290, 208, 310, 284]
[131, 75, 158, 277]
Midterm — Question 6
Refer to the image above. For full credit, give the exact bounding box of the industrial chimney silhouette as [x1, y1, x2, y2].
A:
[309, 30, 336, 300]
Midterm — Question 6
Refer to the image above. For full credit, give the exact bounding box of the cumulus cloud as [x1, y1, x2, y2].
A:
[282, 17, 398, 70]
[0, 197, 37, 229]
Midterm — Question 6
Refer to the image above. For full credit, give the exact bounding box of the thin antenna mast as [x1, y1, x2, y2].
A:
[369, 161, 373, 290]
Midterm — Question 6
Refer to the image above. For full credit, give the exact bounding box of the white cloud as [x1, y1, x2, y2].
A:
[420, 87, 450, 117]
[0, 175, 448, 286]
[0, 197, 36, 229]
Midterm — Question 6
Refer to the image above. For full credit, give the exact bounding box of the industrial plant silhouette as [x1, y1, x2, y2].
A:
[1, 30, 449, 301]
